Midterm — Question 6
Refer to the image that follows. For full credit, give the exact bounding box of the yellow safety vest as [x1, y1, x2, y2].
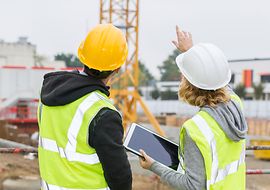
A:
[38, 91, 118, 190]
[179, 95, 246, 190]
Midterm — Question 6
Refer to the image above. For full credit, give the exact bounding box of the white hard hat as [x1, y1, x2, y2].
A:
[175, 43, 231, 90]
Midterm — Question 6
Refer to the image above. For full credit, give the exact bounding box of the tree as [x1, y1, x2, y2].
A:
[151, 88, 160, 100]
[253, 83, 264, 100]
[160, 88, 178, 100]
[234, 83, 246, 99]
[111, 60, 155, 89]
[55, 53, 83, 68]
[158, 49, 181, 81]
[34, 55, 46, 66]
[138, 61, 154, 86]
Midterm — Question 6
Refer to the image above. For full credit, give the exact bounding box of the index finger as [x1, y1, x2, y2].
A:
[176, 25, 185, 41]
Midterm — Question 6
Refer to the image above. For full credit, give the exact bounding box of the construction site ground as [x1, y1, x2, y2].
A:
[0, 154, 269, 190]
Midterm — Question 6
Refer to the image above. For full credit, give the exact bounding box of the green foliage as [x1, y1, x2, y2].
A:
[253, 83, 264, 100]
[111, 61, 155, 89]
[160, 88, 178, 100]
[138, 61, 154, 86]
[55, 53, 83, 68]
[151, 88, 160, 100]
[234, 83, 246, 99]
[138, 88, 143, 96]
[158, 49, 181, 81]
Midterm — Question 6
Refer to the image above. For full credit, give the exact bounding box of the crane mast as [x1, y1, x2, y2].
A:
[100, 0, 165, 136]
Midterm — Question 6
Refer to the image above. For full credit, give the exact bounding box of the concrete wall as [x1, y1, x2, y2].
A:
[0, 40, 36, 67]
[0, 39, 65, 69]
[0, 67, 57, 101]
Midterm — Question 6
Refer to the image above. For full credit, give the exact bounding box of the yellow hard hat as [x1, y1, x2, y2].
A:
[78, 24, 128, 71]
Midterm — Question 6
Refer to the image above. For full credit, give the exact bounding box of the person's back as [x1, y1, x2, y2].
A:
[139, 26, 247, 190]
[180, 85, 246, 190]
[38, 24, 132, 190]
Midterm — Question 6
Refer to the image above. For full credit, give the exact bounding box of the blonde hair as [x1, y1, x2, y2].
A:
[178, 77, 230, 107]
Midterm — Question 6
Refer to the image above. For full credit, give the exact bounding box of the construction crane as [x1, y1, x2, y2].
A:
[100, 0, 165, 136]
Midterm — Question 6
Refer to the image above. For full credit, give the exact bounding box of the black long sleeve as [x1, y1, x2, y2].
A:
[88, 108, 132, 190]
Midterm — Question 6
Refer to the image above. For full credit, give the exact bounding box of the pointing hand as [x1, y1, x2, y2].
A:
[172, 25, 193, 53]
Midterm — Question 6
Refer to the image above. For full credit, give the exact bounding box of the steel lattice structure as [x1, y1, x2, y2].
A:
[99, 0, 165, 136]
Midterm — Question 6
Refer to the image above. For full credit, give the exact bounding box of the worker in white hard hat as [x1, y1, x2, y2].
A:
[38, 24, 132, 190]
[139, 26, 247, 190]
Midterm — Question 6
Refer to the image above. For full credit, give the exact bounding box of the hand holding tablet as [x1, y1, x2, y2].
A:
[138, 149, 154, 169]
[124, 123, 179, 170]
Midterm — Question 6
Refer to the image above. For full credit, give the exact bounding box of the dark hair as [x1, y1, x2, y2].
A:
[83, 66, 114, 79]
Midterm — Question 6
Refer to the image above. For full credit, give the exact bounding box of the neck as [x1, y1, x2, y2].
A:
[101, 78, 110, 85]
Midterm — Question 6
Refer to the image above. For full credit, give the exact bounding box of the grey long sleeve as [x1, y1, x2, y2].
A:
[150, 130, 206, 190]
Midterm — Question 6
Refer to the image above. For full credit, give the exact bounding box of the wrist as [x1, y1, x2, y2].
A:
[183, 45, 193, 52]
[178, 47, 191, 53]
[149, 161, 156, 170]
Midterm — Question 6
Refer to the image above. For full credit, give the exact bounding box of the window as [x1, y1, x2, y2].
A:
[261, 75, 270, 83]
[230, 73, 235, 83]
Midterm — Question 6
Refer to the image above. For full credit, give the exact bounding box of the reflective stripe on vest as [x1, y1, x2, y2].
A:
[39, 92, 103, 165]
[215, 144, 245, 183]
[41, 180, 110, 190]
[65, 92, 101, 154]
[192, 114, 245, 190]
[39, 91, 115, 189]
[39, 137, 100, 165]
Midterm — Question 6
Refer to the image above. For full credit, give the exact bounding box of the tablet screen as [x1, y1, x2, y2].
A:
[125, 124, 179, 170]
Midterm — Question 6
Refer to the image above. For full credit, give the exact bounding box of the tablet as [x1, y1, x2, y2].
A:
[124, 123, 179, 170]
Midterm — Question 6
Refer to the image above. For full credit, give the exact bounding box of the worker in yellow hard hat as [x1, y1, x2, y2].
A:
[139, 26, 247, 190]
[38, 24, 132, 190]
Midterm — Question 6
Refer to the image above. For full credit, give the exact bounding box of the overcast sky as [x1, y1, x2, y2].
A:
[0, 0, 270, 78]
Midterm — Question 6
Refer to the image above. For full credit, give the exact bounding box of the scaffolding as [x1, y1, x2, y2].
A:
[99, 0, 165, 136]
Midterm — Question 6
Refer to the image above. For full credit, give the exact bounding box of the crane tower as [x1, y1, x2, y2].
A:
[99, 0, 165, 136]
